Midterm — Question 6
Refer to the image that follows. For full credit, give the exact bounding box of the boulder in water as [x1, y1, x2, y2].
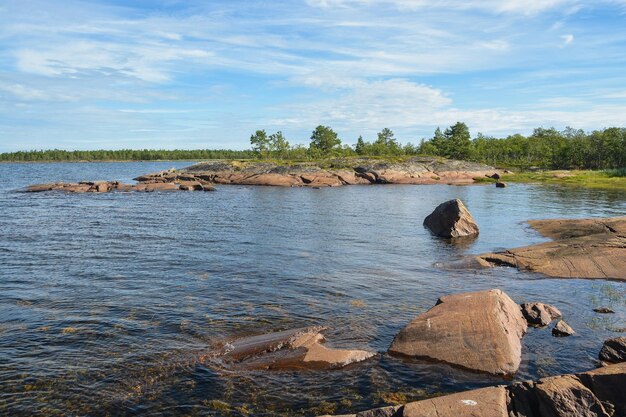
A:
[423, 199, 479, 238]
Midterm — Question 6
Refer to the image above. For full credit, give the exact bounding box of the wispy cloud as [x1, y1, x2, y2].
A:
[0, 0, 625, 151]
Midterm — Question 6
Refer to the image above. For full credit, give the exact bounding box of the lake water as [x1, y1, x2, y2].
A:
[1, 162, 625, 416]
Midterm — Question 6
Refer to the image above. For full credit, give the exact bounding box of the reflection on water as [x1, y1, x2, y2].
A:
[0, 162, 625, 416]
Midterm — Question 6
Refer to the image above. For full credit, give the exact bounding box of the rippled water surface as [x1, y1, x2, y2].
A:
[1, 162, 625, 416]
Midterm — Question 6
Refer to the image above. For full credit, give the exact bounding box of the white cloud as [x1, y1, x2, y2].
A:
[561, 34, 575, 44]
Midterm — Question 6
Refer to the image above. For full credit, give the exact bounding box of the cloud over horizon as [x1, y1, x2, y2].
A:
[0, 0, 625, 151]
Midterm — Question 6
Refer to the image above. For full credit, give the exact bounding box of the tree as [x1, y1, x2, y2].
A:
[443, 122, 471, 160]
[268, 131, 290, 158]
[309, 125, 341, 154]
[429, 127, 447, 156]
[250, 130, 270, 157]
[355, 135, 366, 155]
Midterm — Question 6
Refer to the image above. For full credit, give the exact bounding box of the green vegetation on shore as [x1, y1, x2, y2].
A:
[476, 169, 626, 190]
[2, 123, 625, 172]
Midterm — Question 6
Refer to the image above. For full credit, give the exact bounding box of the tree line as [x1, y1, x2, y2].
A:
[2, 123, 625, 170]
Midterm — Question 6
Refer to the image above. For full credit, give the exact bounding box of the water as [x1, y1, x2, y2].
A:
[0, 162, 625, 416]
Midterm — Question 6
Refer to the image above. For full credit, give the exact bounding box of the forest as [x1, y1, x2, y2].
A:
[2, 123, 625, 171]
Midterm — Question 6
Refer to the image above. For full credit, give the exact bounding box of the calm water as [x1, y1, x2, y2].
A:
[1, 162, 625, 416]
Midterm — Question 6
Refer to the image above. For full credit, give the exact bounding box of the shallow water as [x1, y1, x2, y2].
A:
[0, 162, 625, 416]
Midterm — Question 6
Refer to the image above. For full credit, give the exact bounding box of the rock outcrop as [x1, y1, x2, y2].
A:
[23, 180, 215, 193]
[320, 362, 626, 417]
[477, 216, 626, 281]
[520, 302, 562, 327]
[599, 337, 626, 363]
[423, 199, 480, 238]
[176, 157, 498, 187]
[388, 289, 527, 376]
[203, 326, 375, 371]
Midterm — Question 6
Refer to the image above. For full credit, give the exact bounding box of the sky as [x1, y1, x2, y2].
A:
[1, 0, 626, 151]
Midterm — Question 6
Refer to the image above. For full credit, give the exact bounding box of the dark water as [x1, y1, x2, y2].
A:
[0, 162, 625, 416]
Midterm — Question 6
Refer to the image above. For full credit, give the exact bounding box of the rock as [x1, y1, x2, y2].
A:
[207, 326, 375, 371]
[552, 320, 575, 337]
[599, 337, 626, 363]
[577, 362, 626, 416]
[490, 173, 501, 180]
[593, 307, 615, 314]
[520, 302, 562, 327]
[477, 216, 626, 281]
[495, 182, 507, 188]
[530, 375, 611, 417]
[95, 182, 109, 193]
[423, 199, 479, 238]
[400, 386, 508, 417]
[177, 181, 205, 191]
[388, 289, 527, 375]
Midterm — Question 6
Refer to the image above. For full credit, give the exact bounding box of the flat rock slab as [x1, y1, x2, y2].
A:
[204, 326, 375, 371]
[477, 216, 626, 281]
[388, 289, 527, 376]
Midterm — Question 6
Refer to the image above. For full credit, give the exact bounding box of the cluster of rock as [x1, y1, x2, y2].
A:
[177, 157, 499, 187]
[520, 302, 575, 337]
[476, 216, 626, 281]
[320, 362, 626, 417]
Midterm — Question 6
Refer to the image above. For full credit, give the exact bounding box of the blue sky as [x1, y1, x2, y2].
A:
[1, 0, 626, 151]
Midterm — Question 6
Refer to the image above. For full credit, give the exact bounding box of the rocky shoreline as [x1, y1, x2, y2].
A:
[319, 362, 626, 417]
[22, 157, 500, 192]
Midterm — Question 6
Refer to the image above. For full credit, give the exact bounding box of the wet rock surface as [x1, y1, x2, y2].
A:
[388, 289, 527, 376]
[477, 216, 626, 281]
[423, 198, 479, 238]
[322, 362, 626, 417]
[521, 302, 562, 327]
[202, 326, 375, 371]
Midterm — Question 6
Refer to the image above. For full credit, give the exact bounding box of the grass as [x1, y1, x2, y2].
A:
[497, 170, 626, 190]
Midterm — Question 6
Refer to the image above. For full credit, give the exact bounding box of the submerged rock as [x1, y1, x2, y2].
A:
[477, 216, 626, 281]
[388, 289, 527, 376]
[495, 181, 507, 188]
[552, 320, 575, 337]
[599, 337, 626, 363]
[321, 362, 626, 417]
[206, 326, 375, 371]
[423, 199, 479, 238]
[520, 302, 562, 327]
[593, 307, 615, 314]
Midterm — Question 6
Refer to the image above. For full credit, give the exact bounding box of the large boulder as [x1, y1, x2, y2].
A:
[388, 289, 527, 375]
[206, 326, 375, 371]
[423, 199, 479, 238]
[599, 337, 626, 363]
[520, 302, 562, 327]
